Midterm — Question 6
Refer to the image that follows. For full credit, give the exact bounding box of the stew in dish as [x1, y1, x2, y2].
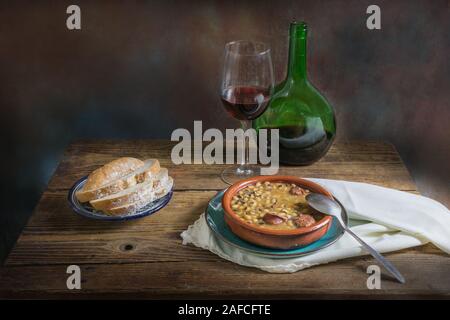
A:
[230, 181, 323, 230]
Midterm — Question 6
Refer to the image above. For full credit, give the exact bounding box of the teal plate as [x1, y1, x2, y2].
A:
[205, 190, 348, 259]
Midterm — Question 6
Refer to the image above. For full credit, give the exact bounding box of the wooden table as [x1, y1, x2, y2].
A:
[1, 140, 449, 299]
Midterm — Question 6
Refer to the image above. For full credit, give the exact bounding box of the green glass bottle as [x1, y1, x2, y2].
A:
[254, 22, 336, 165]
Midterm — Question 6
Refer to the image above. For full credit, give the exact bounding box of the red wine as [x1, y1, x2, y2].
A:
[221, 86, 270, 120]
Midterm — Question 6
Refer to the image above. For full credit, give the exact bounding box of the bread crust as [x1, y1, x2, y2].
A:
[82, 157, 144, 191]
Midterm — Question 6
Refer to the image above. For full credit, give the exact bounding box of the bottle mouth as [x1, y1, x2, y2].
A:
[290, 21, 308, 37]
[291, 21, 307, 29]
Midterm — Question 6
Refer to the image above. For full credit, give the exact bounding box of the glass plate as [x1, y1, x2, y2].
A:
[205, 189, 348, 259]
[68, 176, 173, 221]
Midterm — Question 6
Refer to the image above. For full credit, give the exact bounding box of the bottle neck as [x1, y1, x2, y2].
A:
[287, 22, 308, 82]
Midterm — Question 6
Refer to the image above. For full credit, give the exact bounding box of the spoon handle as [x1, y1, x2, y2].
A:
[344, 227, 405, 284]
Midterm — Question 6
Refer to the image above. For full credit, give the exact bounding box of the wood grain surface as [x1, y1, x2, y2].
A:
[0, 140, 448, 299]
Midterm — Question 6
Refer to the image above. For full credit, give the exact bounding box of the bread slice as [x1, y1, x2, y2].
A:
[82, 157, 144, 191]
[76, 159, 160, 203]
[103, 177, 173, 216]
[89, 168, 169, 211]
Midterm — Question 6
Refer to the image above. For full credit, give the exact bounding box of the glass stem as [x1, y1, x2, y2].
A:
[240, 120, 251, 167]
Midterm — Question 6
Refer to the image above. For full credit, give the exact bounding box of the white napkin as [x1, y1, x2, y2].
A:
[181, 179, 450, 273]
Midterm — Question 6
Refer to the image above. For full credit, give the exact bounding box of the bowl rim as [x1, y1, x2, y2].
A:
[222, 175, 333, 236]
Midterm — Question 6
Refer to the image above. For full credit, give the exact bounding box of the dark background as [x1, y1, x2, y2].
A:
[0, 0, 449, 262]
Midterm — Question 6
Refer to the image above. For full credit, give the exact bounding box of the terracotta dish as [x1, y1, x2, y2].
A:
[222, 176, 333, 249]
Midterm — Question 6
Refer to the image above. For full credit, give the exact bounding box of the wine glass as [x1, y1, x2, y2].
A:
[220, 40, 274, 184]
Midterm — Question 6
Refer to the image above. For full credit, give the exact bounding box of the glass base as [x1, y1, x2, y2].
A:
[220, 165, 261, 185]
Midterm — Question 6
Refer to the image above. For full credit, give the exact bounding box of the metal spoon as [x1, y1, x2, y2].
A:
[306, 193, 405, 284]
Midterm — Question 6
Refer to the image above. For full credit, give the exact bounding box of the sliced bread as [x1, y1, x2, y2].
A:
[76, 159, 160, 203]
[89, 168, 169, 211]
[82, 157, 144, 191]
[103, 177, 173, 216]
